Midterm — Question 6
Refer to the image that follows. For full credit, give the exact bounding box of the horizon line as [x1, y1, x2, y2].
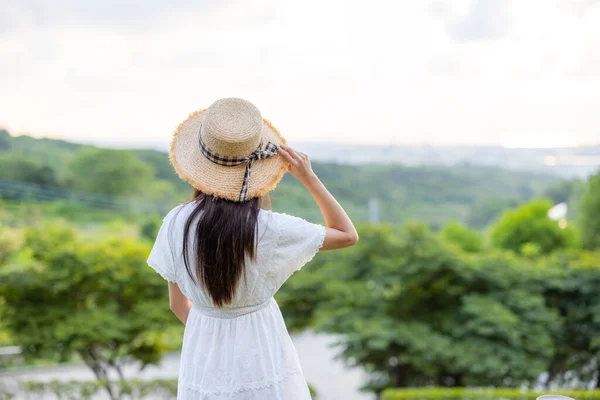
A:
[3, 129, 599, 151]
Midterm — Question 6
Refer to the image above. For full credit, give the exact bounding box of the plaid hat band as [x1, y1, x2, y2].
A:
[198, 126, 279, 201]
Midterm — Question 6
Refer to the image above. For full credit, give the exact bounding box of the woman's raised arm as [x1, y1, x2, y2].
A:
[278, 145, 358, 250]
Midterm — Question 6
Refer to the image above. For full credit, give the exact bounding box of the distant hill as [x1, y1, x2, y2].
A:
[50, 133, 599, 179]
[0, 129, 566, 228]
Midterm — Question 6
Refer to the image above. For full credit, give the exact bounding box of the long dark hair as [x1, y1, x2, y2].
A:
[182, 189, 265, 306]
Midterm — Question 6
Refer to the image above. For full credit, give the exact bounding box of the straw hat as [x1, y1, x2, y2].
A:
[169, 98, 287, 201]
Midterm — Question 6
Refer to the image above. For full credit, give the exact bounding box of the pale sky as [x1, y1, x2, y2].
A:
[1, 0, 599, 148]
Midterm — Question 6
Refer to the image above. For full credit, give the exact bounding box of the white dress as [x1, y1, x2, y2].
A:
[147, 202, 326, 400]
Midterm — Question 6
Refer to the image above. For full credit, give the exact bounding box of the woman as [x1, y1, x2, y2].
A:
[147, 97, 358, 399]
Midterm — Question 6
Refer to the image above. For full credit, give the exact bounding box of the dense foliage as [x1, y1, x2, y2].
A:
[543, 250, 600, 387]
[67, 148, 155, 197]
[580, 170, 600, 250]
[277, 225, 600, 393]
[279, 225, 555, 391]
[0, 154, 58, 186]
[0, 379, 178, 400]
[0, 225, 177, 400]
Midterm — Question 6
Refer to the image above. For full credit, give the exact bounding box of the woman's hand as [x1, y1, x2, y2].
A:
[277, 144, 358, 251]
[278, 144, 317, 185]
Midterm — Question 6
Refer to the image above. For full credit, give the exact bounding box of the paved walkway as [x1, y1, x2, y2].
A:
[0, 332, 374, 400]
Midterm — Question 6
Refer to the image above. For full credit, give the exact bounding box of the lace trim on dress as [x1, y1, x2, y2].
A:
[179, 366, 303, 395]
[146, 260, 177, 283]
[297, 223, 326, 271]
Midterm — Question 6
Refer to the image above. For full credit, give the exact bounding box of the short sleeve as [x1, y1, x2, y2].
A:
[271, 212, 327, 280]
[146, 208, 180, 283]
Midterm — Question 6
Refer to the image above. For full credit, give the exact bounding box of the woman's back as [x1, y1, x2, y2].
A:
[148, 202, 326, 314]
[148, 203, 327, 399]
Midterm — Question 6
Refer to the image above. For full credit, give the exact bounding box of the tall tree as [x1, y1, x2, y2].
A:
[543, 179, 585, 204]
[579, 171, 600, 250]
[490, 198, 577, 255]
[0, 156, 58, 186]
[308, 225, 559, 393]
[0, 129, 11, 151]
[543, 250, 600, 388]
[0, 224, 174, 400]
[67, 148, 154, 197]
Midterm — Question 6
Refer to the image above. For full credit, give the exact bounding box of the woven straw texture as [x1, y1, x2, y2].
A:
[169, 99, 287, 201]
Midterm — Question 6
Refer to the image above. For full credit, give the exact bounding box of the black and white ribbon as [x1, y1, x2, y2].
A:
[198, 127, 278, 201]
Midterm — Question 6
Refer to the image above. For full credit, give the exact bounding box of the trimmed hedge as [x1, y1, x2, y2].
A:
[0, 379, 318, 399]
[0, 379, 177, 399]
[381, 388, 600, 400]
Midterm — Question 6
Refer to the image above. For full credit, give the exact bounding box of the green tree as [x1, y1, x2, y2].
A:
[0, 155, 58, 186]
[0, 227, 22, 265]
[133, 149, 190, 192]
[541, 250, 600, 388]
[140, 216, 162, 242]
[0, 226, 22, 349]
[0, 224, 174, 400]
[281, 224, 559, 394]
[144, 180, 178, 204]
[580, 171, 600, 250]
[0, 129, 11, 151]
[490, 198, 576, 255]
[440, 221, 484, 253]
[543, 179, 585, 205]
[67, 148, 154, 197]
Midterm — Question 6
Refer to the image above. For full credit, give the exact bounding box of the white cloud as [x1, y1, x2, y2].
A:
[0, 0, 599, 149]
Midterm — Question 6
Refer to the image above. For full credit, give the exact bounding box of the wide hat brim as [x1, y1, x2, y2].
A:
[169, 109, 288, 201]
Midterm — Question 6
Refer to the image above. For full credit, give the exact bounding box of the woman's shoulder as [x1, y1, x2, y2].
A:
[161, 205, 317, 236]
[161, 202, 195, 227]
[258, 209, 305, 228]
[257, 210, 304, 240]
[164, 205, 312, 228]
[259, 209, 302, 220]
[259, 210, 326, 276]
[260, 210, 325, 237]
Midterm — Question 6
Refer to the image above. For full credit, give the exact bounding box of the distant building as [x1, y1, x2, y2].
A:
[368, 198, 380, 224]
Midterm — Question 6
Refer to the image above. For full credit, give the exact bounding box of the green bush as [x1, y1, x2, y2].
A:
[540, 249, 600, 385]
[67, 148, 154, 197]
[0, 227, 22, 265]
[382, 387, 600, 399]
[0, 379, 177, 400]
[490, 198, 577, 255]
[0, 379, 318, 399]
[305, 224, 560, 391]
[279, 223, 600, 393]
[580, 170, 600, 250]
[0, 224, 176, 399]
[440, 221, 484, 253]
[141, 216, 162, 241]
